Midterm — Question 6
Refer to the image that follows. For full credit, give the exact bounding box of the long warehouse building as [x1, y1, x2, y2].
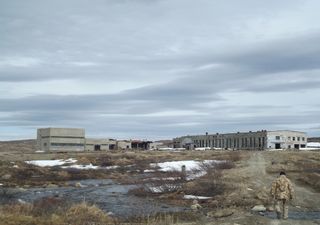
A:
[173, 130, 307, 150]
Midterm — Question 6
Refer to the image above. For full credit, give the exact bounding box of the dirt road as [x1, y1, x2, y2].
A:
[243, 152, 320, 224]
[248, 152, 320, 210]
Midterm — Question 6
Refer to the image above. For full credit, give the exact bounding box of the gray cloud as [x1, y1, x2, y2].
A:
[0, 0, 320, 140]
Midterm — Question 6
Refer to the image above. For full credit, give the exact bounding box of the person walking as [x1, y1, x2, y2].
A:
[270, 171, 294, 220]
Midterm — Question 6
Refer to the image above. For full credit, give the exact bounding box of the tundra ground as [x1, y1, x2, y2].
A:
[0, 146, 319, 225]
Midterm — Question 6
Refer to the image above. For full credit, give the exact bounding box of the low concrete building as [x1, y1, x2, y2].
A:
[266, 130, 307, 149]
[174, 130, 307, 150]
[117, 140, 132, 150]
[131, 140, 152, 150]
[37, 128, 85, 152]
[85, 138, 116, 151]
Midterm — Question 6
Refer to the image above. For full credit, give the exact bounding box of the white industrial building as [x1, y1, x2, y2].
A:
[174, 130, 307, 150]
[266, 130, 307, 149]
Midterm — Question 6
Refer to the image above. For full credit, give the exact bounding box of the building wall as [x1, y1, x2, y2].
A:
[85, 138, 112, 151]
[37, 128, 85, 152]
[266, 131, 307, 149]
[174, 131, 267, 150]
[308, 137, 320, 142]
[117, 140, 132, 150]
[174, 130, 307, 150]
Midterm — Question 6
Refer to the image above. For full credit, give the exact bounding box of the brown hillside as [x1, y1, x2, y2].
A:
[0, 139, 36, 153]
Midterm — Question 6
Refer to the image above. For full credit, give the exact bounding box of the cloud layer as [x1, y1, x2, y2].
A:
[0, 0, 320, 140]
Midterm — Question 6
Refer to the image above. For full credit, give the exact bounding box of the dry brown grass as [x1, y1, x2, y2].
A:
[265, 151, 320, 191]
[0, 201, 115, 225]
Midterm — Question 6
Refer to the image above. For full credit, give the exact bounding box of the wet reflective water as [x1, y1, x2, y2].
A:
[2, 179, 188, 218]
[260, 211, 320, 220]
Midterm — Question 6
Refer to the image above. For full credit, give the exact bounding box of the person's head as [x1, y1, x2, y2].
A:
[280, 171, 286, 176]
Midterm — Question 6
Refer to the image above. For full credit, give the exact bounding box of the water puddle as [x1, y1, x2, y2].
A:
[259, 211, 320, 220]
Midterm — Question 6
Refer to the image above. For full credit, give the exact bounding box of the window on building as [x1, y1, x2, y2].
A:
[275, 136, 280, 140]
[293, 137, 296, 141]
[297, 137, 300, 141]
[302, 137, 305, 141]
[51, 143, 84, 147]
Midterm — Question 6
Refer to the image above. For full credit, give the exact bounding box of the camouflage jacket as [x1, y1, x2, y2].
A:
[270, 175, 294, 200]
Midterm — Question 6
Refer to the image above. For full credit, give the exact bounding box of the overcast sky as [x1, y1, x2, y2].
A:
[0, 0, 320, 140]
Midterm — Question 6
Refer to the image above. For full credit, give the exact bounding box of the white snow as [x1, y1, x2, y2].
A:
[307, 142, 320, 148]
[195, 147, 211, 151]
[147, 160, 223, 180]
[0, 183, 3, 186]
[25, 158, 123, 170]
[62, 163, 99, 170]
[105, 165, 119, 170]
[13, 165, 19, 168]
[144, 169, 156, 173]
[25, 158, 77, 167]
[35, 150, 45, 153]
[150, 160, 220, 172]
[158, 148, 185, 151]
[183, 195, 212, 200]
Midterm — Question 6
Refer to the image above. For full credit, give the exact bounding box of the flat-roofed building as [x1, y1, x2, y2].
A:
[37, 128, 85, 152]
[266, 130, 307, 149]
[85, 138, 115, 151]
[117, 140, 132, 150]
[173, 130, 307, 150]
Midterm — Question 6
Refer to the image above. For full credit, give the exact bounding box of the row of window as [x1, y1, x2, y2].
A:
[50, 143, 84, 147]
[275, 136, 305, 141]
[194, 137, 265, 148]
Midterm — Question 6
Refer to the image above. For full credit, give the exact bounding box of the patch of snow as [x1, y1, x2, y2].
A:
[145, 177, 178, 181]
[105, 165, 119, 170]
[147, 184, 181, 193]
[148, 187, 163, 193]
[300, 148, 320, 151]
[13, 165, 19, 168]
[35, 150, 45, 153]
[25, 158, 77, 167]
[0, 183, 3, 186]
[144, 169, 155, 173]
[62, 163, 99, 170]
[187, 170, 207, 181]
[183, 195, 212, 200]
[158, 148, 185, 151]
[195, 147, 211, 151]
[147, 160, 223, 180]
[150, 160, 219, 172]
[18, 199, 27, 204]
[307, 142, 320, 148]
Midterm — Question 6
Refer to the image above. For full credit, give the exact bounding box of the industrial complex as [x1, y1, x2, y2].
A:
[173, 130, 307, 150]
[37, 128, 313, 152]
[37, 128, 159, 152]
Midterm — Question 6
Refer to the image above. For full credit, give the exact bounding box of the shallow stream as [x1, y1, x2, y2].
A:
[2, 179, 188, 218]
